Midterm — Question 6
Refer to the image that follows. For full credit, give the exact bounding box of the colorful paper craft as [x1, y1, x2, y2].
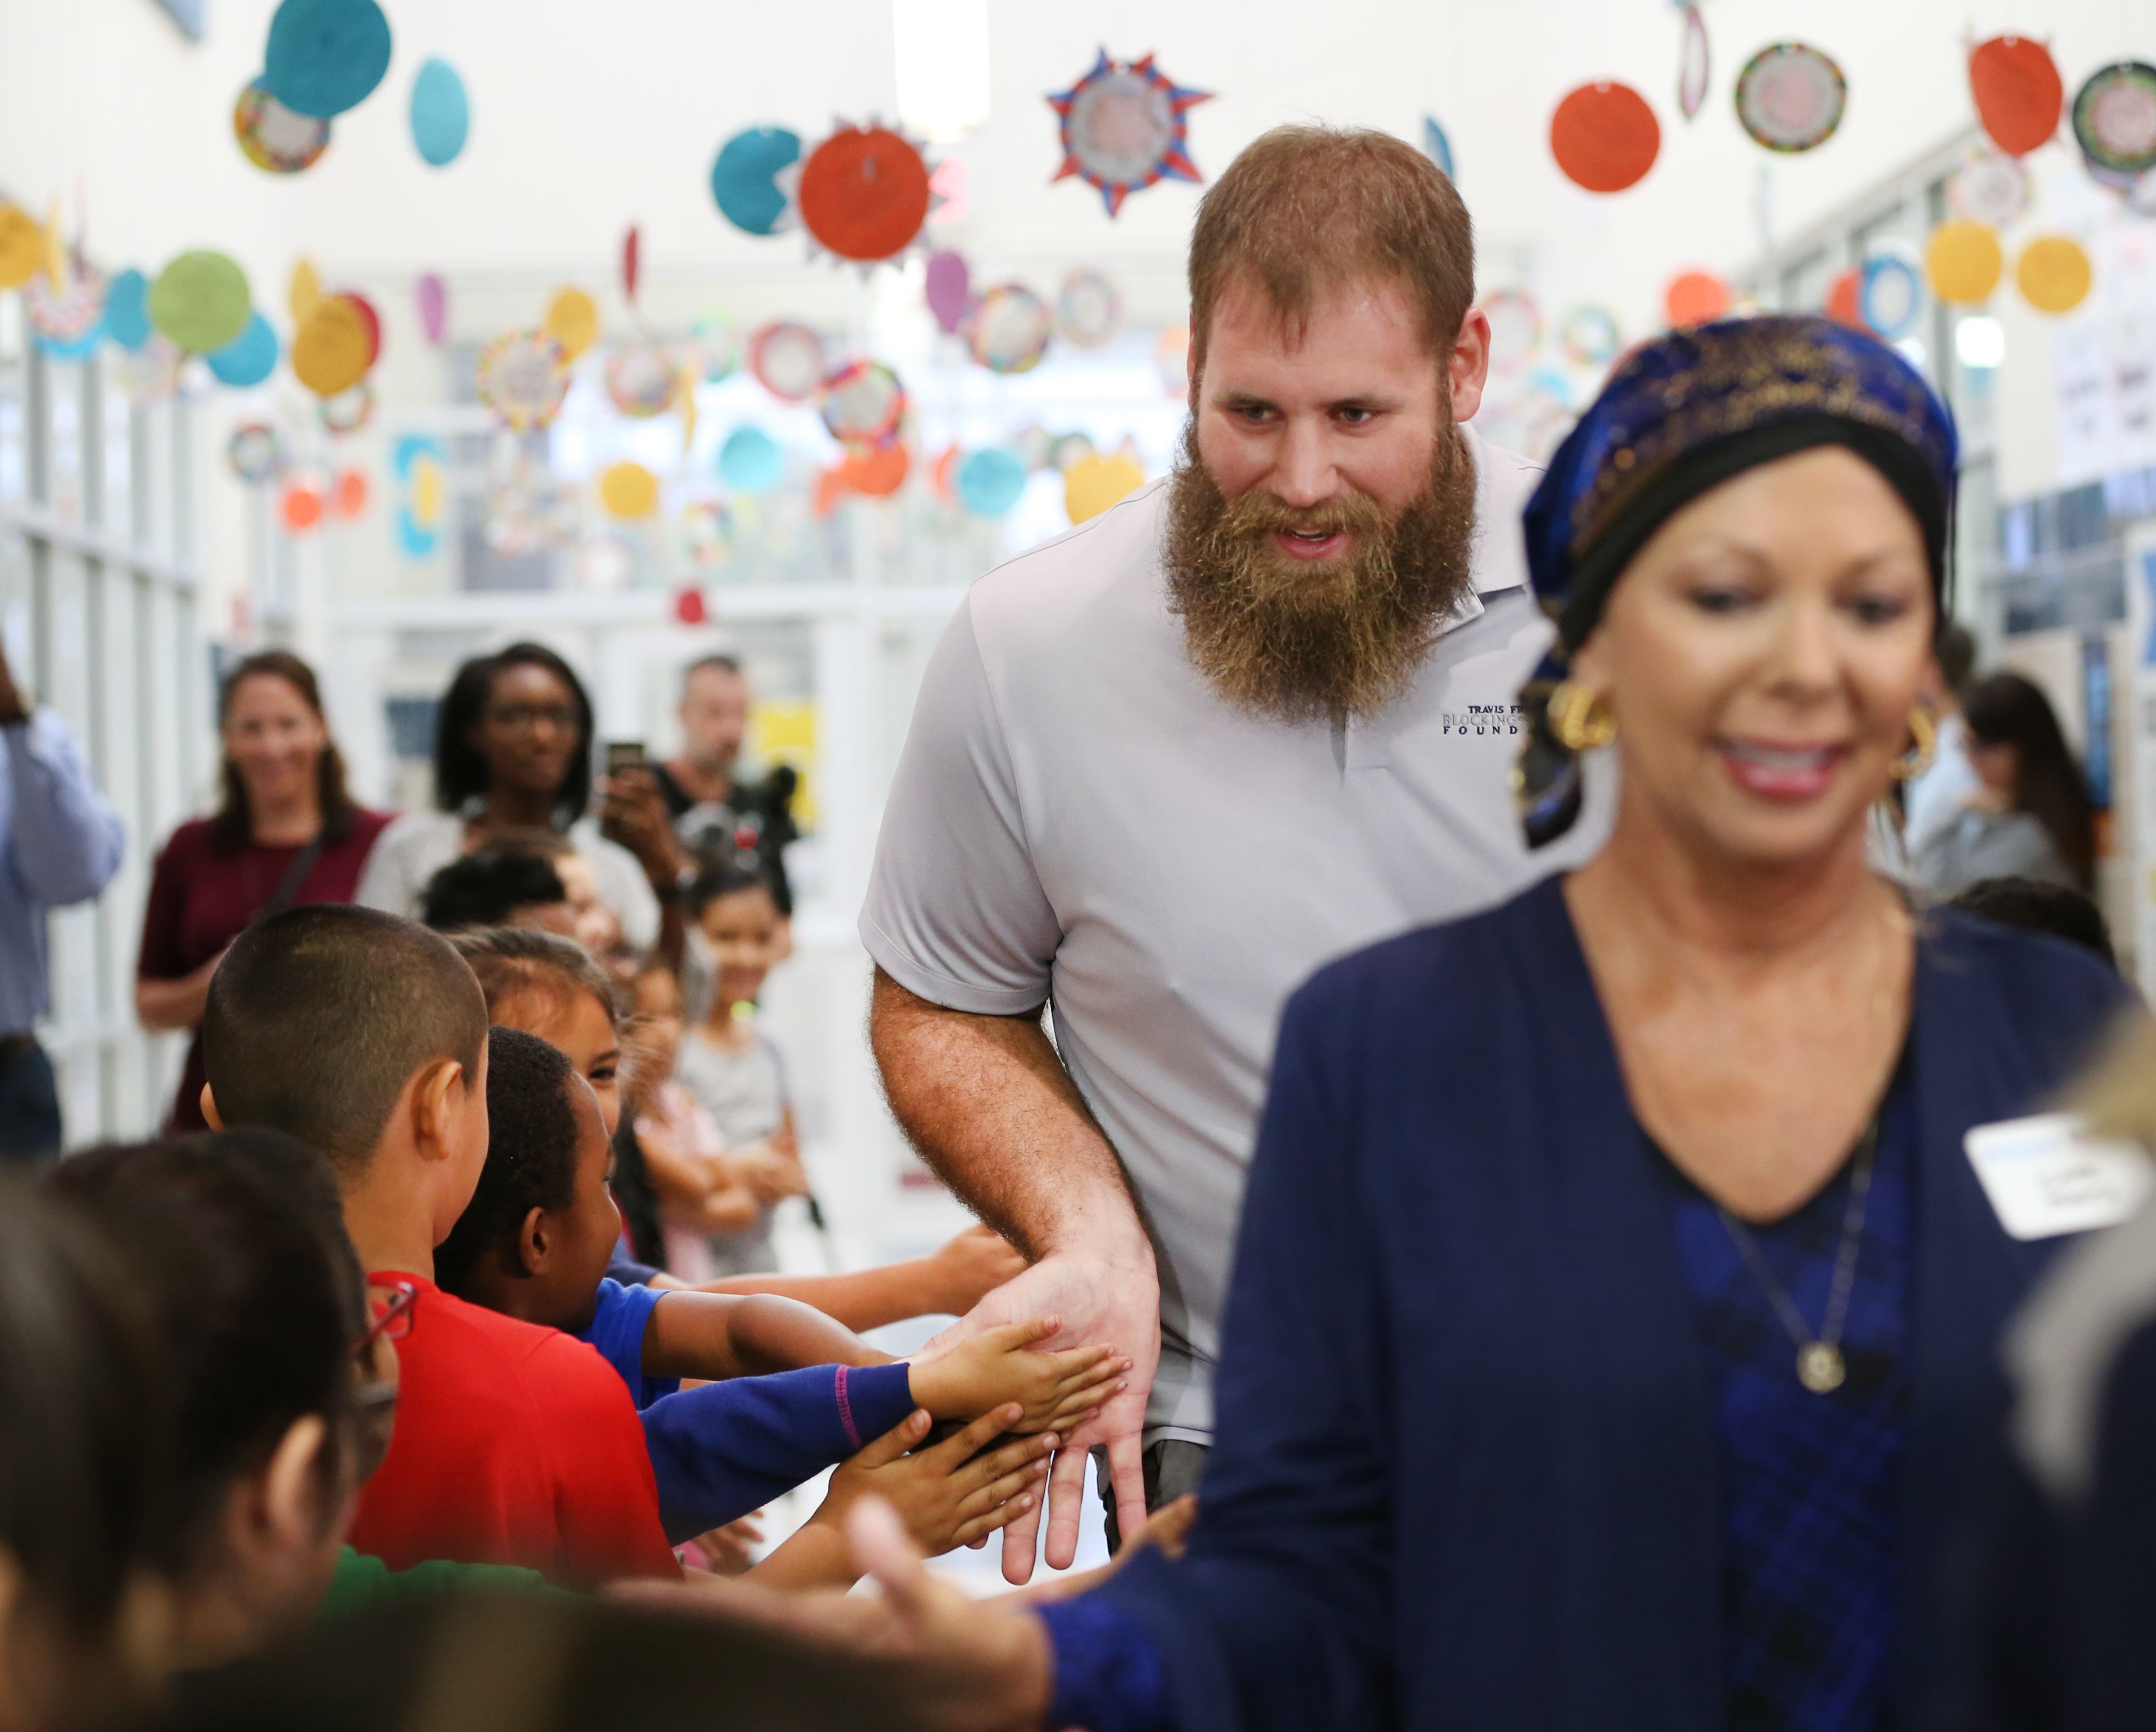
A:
[149, 252, 251, 354]
[234, 78, 331, 172]
[475, 328, 570, 429]
[820, 360, 907, 450]
[798, 125, 932, 263]
[1948, 146, 2031, 227]
[319, 381, 373, 434]
[956, 448, 1026, 516]
[292, 295, 370, 395]
[262, 0, 393, 119]
[544, 288, 599, 361]
[227, 423, 285, 484]
[1857, 250, 1924, 339]
[0, 206, 44, 290]
[104, 268, 151, 350]
[622, 226, 641, 306]
[341, 291, 382, 368]
[409, 58, 469, 167]
[394, 434, 447, 557]
[1065, 452, 1144, 524]
[207, 311, 280, 386]
[1048, 50, 1212, 216]
[681, 499, 733, 567]
[1735, 44, 1847, 153]
[1925, 221, 2004, 305]
[1663, 269, 1731, 328]
[2073, 63, 2156, 177]
[1677, 6, 1711, 122]
[1422, 116, 1456, 179]
[718, 426, 785, 493]
[1969, 36, 2063, 156]
[967, 284, 1053, 374]
[690, 313, 738, 382]
[1480, 290, 1543, 372]
[1057, 268, 1122, 347]
[334, 469, 369, 518]
[1551, 82, 1661, 192]
[748, 321, 827, 401]
[600, 462, 659, 519]
[25, 256, 106, 347]
[2016, 236, 2093, 314]
[926, 251, 972, 333]
[604, 342, 679, 419]
[289, 259, 322, 325]
[1824, 268, 1864, 328]
[280, 479, 325, 534]
[710, 127, 802, 236]
[415, 273, 449, 345]
[1559, 306, 1622, 366]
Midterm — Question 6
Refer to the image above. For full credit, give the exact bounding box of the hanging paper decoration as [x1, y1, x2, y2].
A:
[120, 337, 182, 405]
[475, 328, 571, 429]
[747, 321, 827, 401]
[25, 257, 106, 349]
[1057, 268, 1122, 347]
[967, 284, 1053, 374]
[0, 206, 44, 290]
[147, 252, 251, 354]
[710, 127, 802, 236]
[1925, 221, 2004, 304]
[341, 292, 382, 367]
[103, 268, 151, 350]
[1480, 290, 1542, 374]
[234, 78, 331, 172]
[840, 443, 910, 498]
[206, 312, 280, 387]
[1947, 146, 2031, 227]
[798, 124, 932, 263]
[2016, 236, 2093, 315]
[2073, 63, 2156, 178]
[319, 381, 373, 435]
[1735, 44, 1847, 154]
[227, 424, 285, 484]
[262, 0, 393, 119]
[928, 157, 969, 223]
[279, 479, 325, 533]
[928, 444, 962, 506]
[1048, 433, 1096, 475]
[289, 295, 367, 395]
[1551, 82, 1661, 193]
[289, 259, 322, 326]
[681, 499, 733, 567]
[925, 251, 972, 333]
[600, 462, 660, 519]
[1857, 250, 1924, 339]
[718, 426, 785, 493]
[544, 288, 599, 362]
[1677, 7, 1711, 122]
[820, 360, 908, 450]
[622, 226, 641, 305]
[415, 273, 448, 345]
[956, 448, 1027, 516]
[1421, 116, 1455, 179]
[1969, 36, 2063, 157]
[1823, 268, 1864, 328]
[1066, 452, 1145, 524]
[1009, 425, 1056, 472]
[333, 468, 370, 518]
[1048, 50, 1213, 217]
[1663, 269, 1731, 328]
[393, 435, 447, 557]
[1154, 325, 1191, 395]
[1558, 306, 1621, 366]
[690, 313, 738, 382]
[604, 341, 679, 418]
[674, 587, 709, 626]
[409, 57, 469, 167]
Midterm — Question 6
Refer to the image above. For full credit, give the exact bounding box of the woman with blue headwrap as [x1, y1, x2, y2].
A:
[615, 318, 2142, 1732]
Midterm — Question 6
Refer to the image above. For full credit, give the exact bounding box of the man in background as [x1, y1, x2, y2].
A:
[653, 656, 797, 913]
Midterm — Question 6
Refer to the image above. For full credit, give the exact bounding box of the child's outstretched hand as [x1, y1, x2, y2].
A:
[907, 1317, 1128, 1433]
[816, 1404, 1055, 1557]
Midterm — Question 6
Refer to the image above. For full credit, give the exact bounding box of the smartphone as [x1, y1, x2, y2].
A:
[604, 740, 648, 777]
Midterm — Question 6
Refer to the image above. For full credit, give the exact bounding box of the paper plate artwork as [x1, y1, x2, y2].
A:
[206, 311, 280, 387]
[318, 381, 373, 435]
[688, 314, 737, 383]
[234, 78, 331, 172]
[1857, 250, 1924, 339]
[1480, 290, 1543, 373]
[1925, 221, 2004, 305]
[0, 206, 45, 290]
[25, 256, 106, 348]
[1057, 268, 1122, 347]
[1677, 5, 1711, 123]
[1422, 115, 1456, 179]
[967, 284, 1053, 374]
[1065, 451, 1145, 524]
[925, 251, 972, 333]
[2016, 236, 2093, 315]
[604, 342, 680, 419]
[1048, 49, 1213, 217]
[1969, 36, 2063, 156]
[1947, 146, 2031, 228]
[262, 0, 393, 119]
[415, 273, 449, 345]
[600, 461, 660, 519]
[748, 321, 827, 401]
[149, 252, 251, 354]
[1663, 269, 1732, 328]
[1551, 82, 1661, 192]
[718, 426, 785, 494]
[798, 124, 933, 263]
[1735, 44, 1847, 153]
[410, 58, 469, 167]
[711, 127, 802, 236]
[543, 288, 599, 362]
[227, 423, 285, 484]
[956, 448, 1026, 516]
[394, 435, 448, 557]
[2073, 63, 2156, 178]
[820, 360, 907, 450]
[475, 328, 571, 429]
[1559, 306, 1621, 366]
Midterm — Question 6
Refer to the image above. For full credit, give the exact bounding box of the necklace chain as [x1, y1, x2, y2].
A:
[1714, 1116, 1879, 1395]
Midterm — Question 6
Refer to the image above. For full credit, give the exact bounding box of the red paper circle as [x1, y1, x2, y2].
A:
[1970, 36, 2064, 157]
[1551, 83, 1661, 193]
[280, 481, 324, 532]
[798, 126, 932, 262]
[334, 468, 369, 518]
[1663, 269, 1731, 328]
[673, 586, 707, 626]
[339, 292, 382, 368]
[1824, 268, 1865, 327]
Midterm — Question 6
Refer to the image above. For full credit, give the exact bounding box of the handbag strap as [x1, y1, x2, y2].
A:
[251, 834, 326, 927]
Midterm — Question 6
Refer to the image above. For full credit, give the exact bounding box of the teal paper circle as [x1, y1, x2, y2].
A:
[409, 57, 468, 167]
[263, 0, 393, 120]
[207, 312, 281, 387]
[957, 448, 1027, 516]
[711, 127, 801, 236]
[717, 426, 785, 493]
[104, 268, 152, 350]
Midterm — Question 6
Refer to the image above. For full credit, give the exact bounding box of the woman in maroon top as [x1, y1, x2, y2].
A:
[136, 651, 392, 1130]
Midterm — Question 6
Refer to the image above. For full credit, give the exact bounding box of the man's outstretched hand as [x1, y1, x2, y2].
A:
[914, 1240, 1158, 1584]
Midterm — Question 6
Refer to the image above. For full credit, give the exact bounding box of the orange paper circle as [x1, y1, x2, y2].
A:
[333, 468, 369, 518]
[2016, 236, 2093, 314]
[1926, 221, 2004, 305]
[1551, 83, 1661, 194]
[798, 126, 932, 261]
[279, 481, 324, 532]
[291, 297, 372, 395]
[1970, 36, 2064, 157]
[840, 441, 911, 497]
[599, 461, 659, 518]
[1663, 269, 1731, 328]
[1824, 268, 1864, 327]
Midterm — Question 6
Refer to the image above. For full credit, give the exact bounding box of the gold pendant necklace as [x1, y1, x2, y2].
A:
[1716, 1117, 1879, 1395]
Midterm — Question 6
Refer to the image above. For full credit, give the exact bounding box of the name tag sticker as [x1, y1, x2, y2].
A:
[1964, 1113, 2153, 1241]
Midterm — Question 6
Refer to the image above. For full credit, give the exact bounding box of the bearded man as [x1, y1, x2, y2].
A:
[862, 124, 1609, 1582]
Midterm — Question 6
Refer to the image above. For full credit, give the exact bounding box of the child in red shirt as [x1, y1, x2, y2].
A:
[199, 903, 678, 1588]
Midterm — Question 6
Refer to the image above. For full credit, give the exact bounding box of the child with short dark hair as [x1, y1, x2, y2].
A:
[420, 848, 575, 936]
[200, 904, 678, 1588]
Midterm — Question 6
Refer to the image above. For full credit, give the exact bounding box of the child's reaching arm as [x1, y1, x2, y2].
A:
[644, 1290, 895, 1382]
[685, 1224, 1029, 1331]
[906, 1317, 1129, 1435]
[750, 1404, 1056, 1592]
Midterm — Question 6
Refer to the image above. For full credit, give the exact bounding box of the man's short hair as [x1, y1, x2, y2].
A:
[682, 654, 743, 695]
[420, 849, 570, 931]
[1188, 125, 1475, 385]
[203, 905, 488, 1177]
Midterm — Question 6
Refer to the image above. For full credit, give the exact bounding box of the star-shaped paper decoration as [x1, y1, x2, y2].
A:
[1048, 49, 1212, 218]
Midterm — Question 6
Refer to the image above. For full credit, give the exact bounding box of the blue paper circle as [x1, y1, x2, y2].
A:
[956, 448, 1027, 517]
[1858, 254, 1923, 340]
[710, 127, 801, 236]
[409, 57, 468, 167]
[207, 312, 281, 387]
[34, 320, 104, 361]
[718, 426, 786, 493]
[104, 269, 151, 351]
[262, 0, 393, 119]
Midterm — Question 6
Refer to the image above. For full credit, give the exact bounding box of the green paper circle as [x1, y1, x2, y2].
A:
[149, 251, 252, 354]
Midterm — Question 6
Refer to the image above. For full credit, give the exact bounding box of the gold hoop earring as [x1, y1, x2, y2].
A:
[1891, 705, 1937, 781]
[1546, 680, 1616, 752]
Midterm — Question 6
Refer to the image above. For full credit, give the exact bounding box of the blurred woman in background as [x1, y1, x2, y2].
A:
[1912, 671, 2095, 897]
[137, 651, 390, 1132]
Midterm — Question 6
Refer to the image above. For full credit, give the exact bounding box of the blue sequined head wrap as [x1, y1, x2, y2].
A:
[1513, 313, 1959, 848]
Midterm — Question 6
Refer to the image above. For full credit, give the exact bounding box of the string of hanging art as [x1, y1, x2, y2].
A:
[1674, 3, 1711, 122]
[1047, 49, 1212, 216]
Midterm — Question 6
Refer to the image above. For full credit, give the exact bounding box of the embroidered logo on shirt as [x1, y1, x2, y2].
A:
[1440, 703, 1526, 738]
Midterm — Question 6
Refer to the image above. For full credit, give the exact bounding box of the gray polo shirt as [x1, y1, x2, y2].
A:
[861, 426, 1611, 1444]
